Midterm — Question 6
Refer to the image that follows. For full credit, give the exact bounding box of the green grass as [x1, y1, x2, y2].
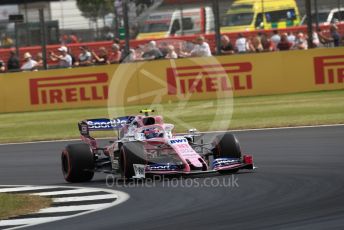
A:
[0, 193, 51, 220]
[0, 90, 343, 143]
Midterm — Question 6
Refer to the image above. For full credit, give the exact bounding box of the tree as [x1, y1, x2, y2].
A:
[76, 0, 114, 38]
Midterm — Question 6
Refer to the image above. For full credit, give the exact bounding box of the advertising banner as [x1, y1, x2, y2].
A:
[0, 48, 343, 113]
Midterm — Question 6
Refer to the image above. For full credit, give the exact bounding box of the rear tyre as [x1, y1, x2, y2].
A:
[120, 142, 146, 179]
[61, 143, 95, 183]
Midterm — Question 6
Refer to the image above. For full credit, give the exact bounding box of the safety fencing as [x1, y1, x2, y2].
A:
[0, 22, 343, 66]
[0, 47, 343, 113]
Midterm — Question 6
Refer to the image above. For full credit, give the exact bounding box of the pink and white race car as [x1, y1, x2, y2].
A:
[61, 110, 254, 182]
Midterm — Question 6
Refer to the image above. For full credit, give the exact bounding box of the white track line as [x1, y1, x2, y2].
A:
[38, 204, 113, 213]
[33, 188, 99, 196]
[0, 185, 129, 230]
[53, 194, 116, 202]
[0, 123, 343, 146]
[0, 217, 70, 227]
[0, 186, 57, 193]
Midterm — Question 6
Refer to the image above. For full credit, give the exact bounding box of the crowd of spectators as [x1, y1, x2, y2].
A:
[221, 24, 340, 54]
[0, 23, 343, 73]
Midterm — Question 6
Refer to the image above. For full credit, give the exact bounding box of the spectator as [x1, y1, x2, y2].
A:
[68, 47, 77, 66]
[220, 35, 235, 55]
[277, 33, 292, 51]
[261, 33, 273, 52]
[92, 47, 109, 65]
[256, 31, 263, 39]
[190, 36, 212, 57]
[7, 50, 20, 71]
[1, 34, 14, 48]
[287, 32, 296, 46]
[312, 31, 320, 48]
[235, 33, 248, 53]
[50, 46, 73, 68]
[109, 44, 122, 64]
[249, 35, 263, 52]
[112, 38, 127, 61]
[165, 45, 178, 59]
[127, 49, 137, 62]
[69, 32, 79, 43]
[35, 52, 44, 68]
[142, 41, 163, 60]
[60, 34, 69, 45]
[330, 24, 341, 47]
[0, 58, 5, 72]
[159, 42, 169, 57]
[317, 28, 331, 47]
[76, 46, 92, 66]
[174, 43, 189, 58]
[21, 52, 38, 71]
[134, 45, 145, 60]
[113, 37, 121, 45]
[293, 32, 308, 50]
[271, 30, 281, 50]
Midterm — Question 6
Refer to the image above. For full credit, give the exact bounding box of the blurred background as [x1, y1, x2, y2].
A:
[0, 0, 342, 45]
[0, 0, 343, 71]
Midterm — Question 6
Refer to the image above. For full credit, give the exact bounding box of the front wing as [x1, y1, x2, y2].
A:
[144, 162, 254, 176]
[142, 155, 255, 177]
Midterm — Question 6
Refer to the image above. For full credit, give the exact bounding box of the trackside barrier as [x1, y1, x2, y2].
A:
[1, 22, 343, 66]
[0, 47, 343, 113]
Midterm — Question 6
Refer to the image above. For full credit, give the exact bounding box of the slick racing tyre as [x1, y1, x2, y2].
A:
[61, 143, 95, 183]
[213, 133, 242, 159]
[120, 142, 146, 179]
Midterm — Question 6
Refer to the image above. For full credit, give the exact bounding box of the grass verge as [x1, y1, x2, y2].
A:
[0, 90, 343, 143]
[0, 193, 52, 220]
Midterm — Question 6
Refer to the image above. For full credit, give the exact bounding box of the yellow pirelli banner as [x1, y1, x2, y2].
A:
[0, 47, 344, 113]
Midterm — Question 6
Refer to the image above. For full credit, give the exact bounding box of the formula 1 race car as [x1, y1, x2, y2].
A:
[61, 110, 254, 182]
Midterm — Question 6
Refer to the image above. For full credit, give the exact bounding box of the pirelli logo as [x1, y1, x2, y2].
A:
[166, 63, 253, 95]
[314, 55, 344, 84]
[30, 73, 109, 105]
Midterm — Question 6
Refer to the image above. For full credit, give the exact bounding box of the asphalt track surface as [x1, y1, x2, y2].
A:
[0, 125, 344, 230]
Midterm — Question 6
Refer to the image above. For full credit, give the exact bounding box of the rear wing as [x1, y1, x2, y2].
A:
[78, 117, 132, 136]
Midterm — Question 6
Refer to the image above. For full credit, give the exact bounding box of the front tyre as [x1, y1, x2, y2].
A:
[120, 142, 146, 179]
[213, 133, 242, 159]
[61, 143, 95, 183]
[212, 133, 242, 174]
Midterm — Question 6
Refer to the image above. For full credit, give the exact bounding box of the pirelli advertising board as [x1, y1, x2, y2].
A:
[0, 48, 343, 113]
